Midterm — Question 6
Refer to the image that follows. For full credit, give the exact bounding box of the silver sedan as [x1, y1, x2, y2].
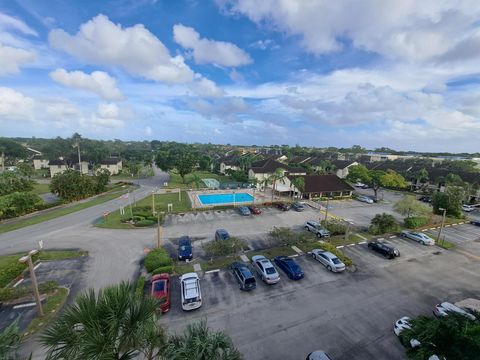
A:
[311, 249, 345, 272]
[400, 231, 435, 245]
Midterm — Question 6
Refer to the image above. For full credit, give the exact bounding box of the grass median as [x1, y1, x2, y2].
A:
[96, 190, 190, 229]
[0, 186, 133, 234]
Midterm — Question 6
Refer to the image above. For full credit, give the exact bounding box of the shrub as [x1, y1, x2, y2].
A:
[202, 237, 248, 257]
[0, 280, 58, 301]
[369, 213, 400, 235]
[0, 192, 43, 219]
[320, 220, 347, 235]
[317, 243, 353, 266]
[144, 248, 173, 273]
[268, 227, 315, 246]
[0, 261, 25, 288]
[135, 276, 145, 297]
[133, 215, 145, 222]
[134, 219, 156, 227]
[152, 265, 174, 275]
[404, 216, 428, 229]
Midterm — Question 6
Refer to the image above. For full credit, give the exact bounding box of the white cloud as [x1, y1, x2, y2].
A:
[49, 14, 194, 84]
[173, 24, 252, 66]
[50, 68, 124, 101]
[186, 96, 248, 123]
[81, 102, 126, 130]
[0, 87, 35, 121]
[220, 0, 480, 63]
[0, 44, 36, 75]
[189, 77, 225, 97]
[0, 12, 38, 36]
[144, 126, 153, 136]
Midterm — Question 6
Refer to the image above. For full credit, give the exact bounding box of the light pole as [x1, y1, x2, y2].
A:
[157, 212, 164, 248]
[152, 189, 156, 216]
[19, 250, 44, 317]
[436, 207, 447, 244]
[324, 197, 330, 222]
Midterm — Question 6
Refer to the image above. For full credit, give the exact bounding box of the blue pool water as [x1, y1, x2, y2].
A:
[198, 193, 254, 205]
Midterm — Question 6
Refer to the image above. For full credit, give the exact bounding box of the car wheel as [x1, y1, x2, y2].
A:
[420, 241, 425, 245]
[400, 233, 406, 237]
[327, 265, 332, 272]
[316, 233, 321, 238]
[312, 254, 316, 260]
[305, 226, 309, 231]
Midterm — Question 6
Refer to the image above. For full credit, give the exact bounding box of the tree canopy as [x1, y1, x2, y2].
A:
[394, 195, 431, 219]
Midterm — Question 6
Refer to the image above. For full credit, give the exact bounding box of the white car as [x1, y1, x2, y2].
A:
[394, 317, 421, 348]
[311, 249, 345, 272]
[462, 204, 475, 212]
[400, 231, 435, 246]
[180, 273, 202, 311]
[433, 302, 476, 320]
[357, 195, 374, 204]
[251, 255, 280, 284]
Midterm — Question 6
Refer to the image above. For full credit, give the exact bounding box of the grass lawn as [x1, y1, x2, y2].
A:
[0, 186, 132, 235]
[202, 256, 238, 272]
[32, 183, 50, 195]
[25, 287, 69, 336]
[436, 239, 455, 249]
[166, 170, 231, 189]
[247, 246, 297, 260]
[173, 262, 195, 275]
[96, 190, 191, 229]
[0, 250, 86, 288]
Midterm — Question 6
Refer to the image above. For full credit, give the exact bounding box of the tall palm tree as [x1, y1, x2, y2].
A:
[40, 282, 164, 360]
[290, 176, 305, 200]
[0, 321, 26, 360]
[270, 168, 286, 202]
[164, 320, 242, 360]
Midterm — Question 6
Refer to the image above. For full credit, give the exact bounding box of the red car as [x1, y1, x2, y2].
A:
[276, 202, 291, 211]
[248, 205, 261, 215]
[151, 273, 171, 313]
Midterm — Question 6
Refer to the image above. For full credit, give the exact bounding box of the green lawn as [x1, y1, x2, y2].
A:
[96, 190, 191, 229]
[166, 170, 231, 189]
[248, 246, 297, 260]
[32, 183, 50, 195]
[0, 187, 132, 234]
[25, 287, 69, 336]
[0, 250, 86, 288]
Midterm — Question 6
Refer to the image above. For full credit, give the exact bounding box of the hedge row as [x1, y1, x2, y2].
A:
[144, 248, 173, 273]
[404, 216, 428, 229]
[152, 265, 174, 275]
[0, 281, 58, 302]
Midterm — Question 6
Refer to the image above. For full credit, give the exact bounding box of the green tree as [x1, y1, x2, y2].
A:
[0, 139, 27, 171]
[198, 155, 212, 171]
[175, 148, 197, 183]
[154, 150, 175, 173]
[40, 282, 165, 360]
[347, 165, 406, 198]
[164, 320, 242, 360]
[0, 321, 23, 360]
[50, 169, 95, 201]
[0, 172, 34, 196]
[393, 195, 431, 218]
[381, 170, 407, 189]
[94, 168, 110, 193]
[290, 176, 305, 200]
[0, 192, 43, 219]
[369, 213, 399, 235]
[16, 162, 35, 180]
[188, 173, 203, 189]
[269, 168, 286, 202]
[402, 312, 480, 360]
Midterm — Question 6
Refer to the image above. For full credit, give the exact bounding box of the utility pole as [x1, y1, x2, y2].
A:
[157, 212, 163, 248]
[436, 207, 447, 244]
[19, 250, 44, 317]
[73, 140, 82, 174]
[152, 190, 156, 215]
[324, 198, 330, 221]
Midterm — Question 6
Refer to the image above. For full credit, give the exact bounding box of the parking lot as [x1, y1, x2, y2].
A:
[424, 222, 480, 258]
[159, 231, 480, 360]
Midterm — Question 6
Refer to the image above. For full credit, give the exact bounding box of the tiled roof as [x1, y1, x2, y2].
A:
[250, 158, 304, 174]
[101, 157, 122, 165]
[288, 174, 354, 193]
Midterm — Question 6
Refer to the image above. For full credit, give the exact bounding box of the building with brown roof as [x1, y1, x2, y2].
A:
[287, 174, 354, 199]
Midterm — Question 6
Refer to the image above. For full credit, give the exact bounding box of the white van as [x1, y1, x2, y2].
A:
[180, 273, 202, 311]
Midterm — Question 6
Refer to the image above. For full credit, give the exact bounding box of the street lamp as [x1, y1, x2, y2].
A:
[436, 207, 447, 244]
[19, 249, 44, 317]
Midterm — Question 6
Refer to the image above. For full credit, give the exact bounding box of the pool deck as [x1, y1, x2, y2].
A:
[188, 189, 263, 208]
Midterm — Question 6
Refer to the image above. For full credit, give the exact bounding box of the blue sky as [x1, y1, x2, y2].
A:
[1, 0, 480, 152]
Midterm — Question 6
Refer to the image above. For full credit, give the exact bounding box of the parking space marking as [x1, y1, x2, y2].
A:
[240, 254, 250, 262]
[205, 269, 220, 274]
[193, 263, 202, 272]
[358, 241, 367, 245]
[291, 245, 303, 254]
[33, 262, 41, 270]
[13, 279, 24, 288]
[354, 233, 367, 240]
[13, 302, 36, 309]
[455, 249, 480, 261]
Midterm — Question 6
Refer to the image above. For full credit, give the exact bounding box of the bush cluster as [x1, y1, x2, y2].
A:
[317, 243, 353, 267]
[268, 227, 316, 246]
[0, 281, 58, 302]
[320, 220, 347, 235]
[369, 213, 400, 235]
[404, 216, 428, 229]
[144, 248, 173, 273]
[152, 265, 174, 275]
[202, 237, 248, 258]
[135, 276, 146, 297]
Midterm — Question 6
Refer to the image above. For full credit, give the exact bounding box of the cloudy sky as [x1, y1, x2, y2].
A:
[1, 0, 480, 152]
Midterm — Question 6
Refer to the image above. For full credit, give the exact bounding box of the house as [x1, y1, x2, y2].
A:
[33, 156, 49, 170]
[219, 155, 241, 174]
[326, 160, 359, 179]
[287, 174, 355, 199]
[289, 156, 312, 164]
[99, 157, 123, 175]
[48, 159, 89, 177]
[249, 158, 306, 189]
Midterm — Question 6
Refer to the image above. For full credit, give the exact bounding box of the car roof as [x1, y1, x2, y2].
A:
[216, 228, 228, 234]
[179, 236, 191, 244]
[313, 249, 336, 258]
[180, 272, 198, 280]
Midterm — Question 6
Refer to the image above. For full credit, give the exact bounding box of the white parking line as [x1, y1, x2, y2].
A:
[389, 235, 397, 239]
[429, 227, 436, 230]
[240, 254, 250, 262]
[347, 243, 356, 247]
[193, 263, 202, 272]
[358, 241, 367, 244]
[205, 269, 220, 274]
[13, 279, 24, 288]
[291, 245, 304, 254]
[33, 262, 41, 271]
[354, 233, 367, 240]
[336, 245, 344, 249]
[13, 302, 36, 309]
[290, 254, 299, 258]
[378, 238, 384, 240]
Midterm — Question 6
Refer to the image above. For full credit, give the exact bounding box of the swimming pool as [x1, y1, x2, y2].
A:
[197, 193, 254, 205]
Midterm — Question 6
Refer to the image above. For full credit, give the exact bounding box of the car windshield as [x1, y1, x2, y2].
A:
[332, 258, 342, 265]
[180, 245, 190, 251]
[153, 281, 165, 292]
[245, 277, 255, 284]
[265, 267, 276, 275]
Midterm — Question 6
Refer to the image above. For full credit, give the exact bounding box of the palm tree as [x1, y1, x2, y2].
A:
[270, 168, 286, 202]
[188, 173, 203, 189]
[0, 321, 26, 360]
[290, 176, 305, 200]
[164, 320, 242, 360]
[40, 282, 164, 360]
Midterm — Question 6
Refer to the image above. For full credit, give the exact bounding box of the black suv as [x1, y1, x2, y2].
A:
[367, 240, 400, 259]
[230, 262, 256, 291]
